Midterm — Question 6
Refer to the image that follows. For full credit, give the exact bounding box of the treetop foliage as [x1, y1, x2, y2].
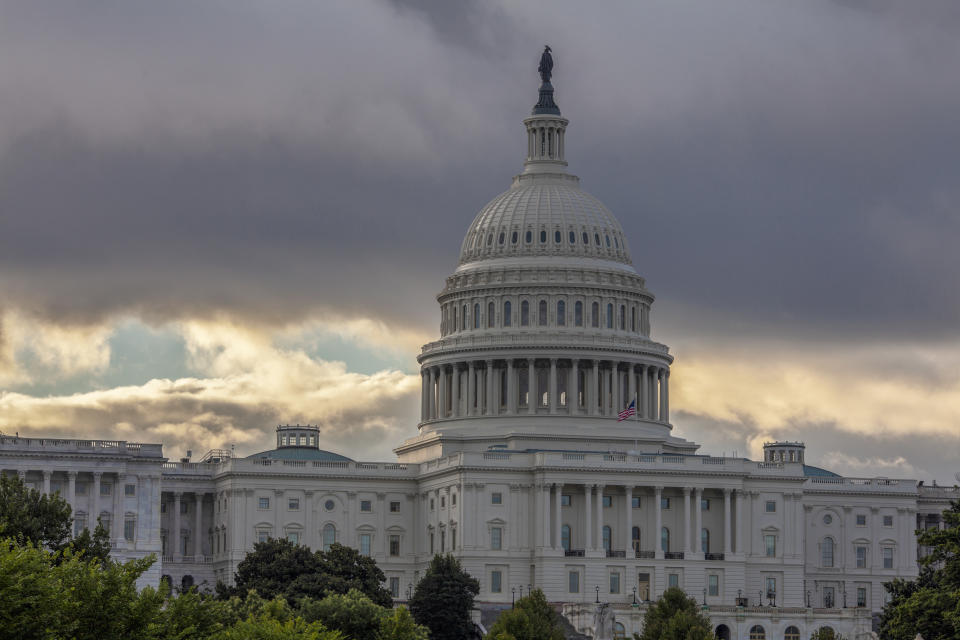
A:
[635, 587, 712, 640]
[409, 554, 480, 640]
[485, 588, 565, 640]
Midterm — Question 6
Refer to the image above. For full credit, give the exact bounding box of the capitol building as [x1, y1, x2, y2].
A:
[1, 53, 956, 640]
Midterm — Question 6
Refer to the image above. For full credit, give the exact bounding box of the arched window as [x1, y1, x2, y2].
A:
[561, 525, 571, 552]
[594, 232, 600, 245]
[554, 230, 561, 243]
[632, 307, 636, 332]
[632, 526, 641, 552]
[701, 528, 710, 553]
[614, 236, 619, 248]
[538, 300, 547, 326]
[540, 230, 547, 243]
[591, 302, 599, 327]
[521, 301, 529, 326]
[487, 301, 495, 328]
[619, 305, 625, 329]
[557, 300, 566, 326]
[569, 230, 576, 244]
[822, 536, 835, 567]
[511, 231, 518, 244]
[784, 626, 800, 640]
[503, 301, 512, 327]
[582, 231, 589, 244]
[525, 230, 532, 243]
[498, 232, 505, 245]
[181, 575, 195, 591]
[661, 527, 670, 552]
[606, 303, 613, 329]
[575, 301, 583, 326]
[602, 526, 612, 552]
[452, 307, 457, 333]
[715, 625, 731, 640]
[473, 303, 480, 329]
[462, 305, 467, 330]
[322, 524, 336, 552]
[613, 622, 626, 639]
[605, 234, 611, 247]
[749, 626, 765, 640]
[487, 233, 493, 246]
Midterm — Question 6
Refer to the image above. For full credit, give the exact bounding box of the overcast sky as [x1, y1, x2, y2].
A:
[1, 0, 958, 481]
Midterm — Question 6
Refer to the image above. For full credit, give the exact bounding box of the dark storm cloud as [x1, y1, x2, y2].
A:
[1, 0, 959, 344]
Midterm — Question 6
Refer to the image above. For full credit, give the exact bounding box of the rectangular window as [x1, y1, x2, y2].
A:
[429, 533, 434, 554]
[708, 574, 719, 596]
[765, 534, 776, 557]
[257, 530, 269, 544]
[668, 574, 679, 588]
[258, 497, 270, 510]
[766, 577, 776, 600]
[561, 494, 571, 507]
[160, 502, 167, 513]
[452, 528, 457, 550]
[661, 497, 671, 510]
[701, 498, 710, 511]
[765, 500, 776, 513]
[124, 518, 135, 542]
[181, 501, 189, 514]
[856, 546, 867, 568]
[124, 483, 136, 497]
[491, 492, 503, 505]
[856, 514, 867, 526]
[857, 587, 867, 607]
[440, 497, 446, 508]
[491, 570, 502, 593]
[390, 535, 400, 556]
[883, 515, 894, 527]
[360, 500, 372, 512]
[632, 496, 641, 508]
[101, 483, 112, 496]
[288, 498, 300, 510]
[602, 495, 612, 508]
[883, 547, 894, 569]
[491, 527, 502, 550]
[287, 532, 300, 545]
[430, 499, 435, 510]
[610, 572, 621, 594]
[390, 501, 401, 513]
[568, 571, 580, 593]
[360, 533, 372, 556]
[452, 494, 457, 506]
[390, 577, 400, 598]
[74, 517, 86, 537]
[76, 483, 88, 496]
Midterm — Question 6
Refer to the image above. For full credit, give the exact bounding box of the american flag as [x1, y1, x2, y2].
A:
[617, 398, 636, 422]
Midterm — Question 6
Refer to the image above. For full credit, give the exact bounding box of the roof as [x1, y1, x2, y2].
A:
[246, 448, 353, 462]
[803, 464, 840, 477]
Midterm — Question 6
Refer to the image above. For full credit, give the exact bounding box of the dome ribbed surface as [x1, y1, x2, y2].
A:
[458, 182, 633, 266]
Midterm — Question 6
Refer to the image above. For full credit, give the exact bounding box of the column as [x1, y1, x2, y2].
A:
[438, 366, 447, 418]
[584, 485, 593, 550]
[595, 484, 604, 553]
[683, 487, 692, 555]
[654, 486, 663, 558]
[723, 489, 732, 555]
[67, 471, 77, 515]
[639, 365, 647, 418]
[467, 361, 476, 416]
[658, 369, 666, 422]
[42, 471, 51, 494]
[735, 489, 744, 555]
[429, 368, 437, 420]
[113, 473, 123, 548]
[420, 372, 428, 421]
[624, 486, 633, 557]
[628, 365, 636, 410]
[590, 361, 599, 416]
[571, 359, 579, 413]
[612, 363, 620, 413]
[554, 484, 562, 551]
[195, 493, 204, 557]
[601, 364, 610, 416]
[451, 365, 460, 417]
[541, 484, 551, 549]
[527, 359, 536, 414]
[664, 370, 670, 422]
[377, 493, 386, 555]
[92, 472, 102, 522]
[173, 491, 183, 560]
[549, 359, 558, 414]
[304, 491, 314, 549]
[694, 488, 703, 556]
[506, 360, 516, 415]
[485, 360, 495, 416]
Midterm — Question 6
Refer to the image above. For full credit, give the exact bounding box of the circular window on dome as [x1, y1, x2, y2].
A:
[324, 499, 335, 511]
[569, 230, 576, 244]
[540, 230, 547, 243]
[498, 232, 505, 245]
[511, 231, 518, 244]
[823, 514, 833, 525]
[582, 231, 589, 244]
[594, 233, 600, 245]
[554, 230, 561, 243]
[525, 230, 532, 243]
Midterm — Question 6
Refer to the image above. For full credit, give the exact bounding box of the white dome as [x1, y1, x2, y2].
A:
[458, 180, 633, 267]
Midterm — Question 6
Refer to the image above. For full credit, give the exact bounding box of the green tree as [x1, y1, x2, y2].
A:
[879, 500, 960, 640]
[409, 554, 480, 640]
[378, 606, 430, 640]
[810, 628, 847, 640]
[224, 538, 324, 604]
[634, 587, 712, 640]
[298, 589, 387, 640]
[70, 518, 112, 564]
[485, 588, 564, 640]
[0, 474, 72, 549]
[316, 543, 392, 607]
[212, 615, 342, 640]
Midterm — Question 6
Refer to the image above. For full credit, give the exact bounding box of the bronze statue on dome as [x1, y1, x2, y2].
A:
[538, 45, 553, 84]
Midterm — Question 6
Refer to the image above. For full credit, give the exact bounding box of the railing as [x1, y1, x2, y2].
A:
[0, 436, 163, 457]
[565, 549, 585, 557]
[664, 551, 684, 560]
[420, 332, 671, 356]
[704, 552, 725, 561]
[635, 550, 655, 559]
[606, 550, 626, 558]
[483, 453, 511, 460]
